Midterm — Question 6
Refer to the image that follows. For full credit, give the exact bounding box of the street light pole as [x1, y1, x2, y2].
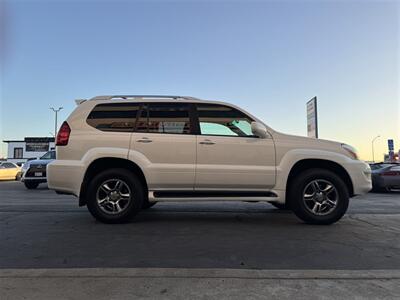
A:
[371, 135, 380, 163]
[50, 107, 63, 137]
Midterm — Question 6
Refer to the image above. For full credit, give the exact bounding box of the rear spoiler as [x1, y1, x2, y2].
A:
[75, 99, 87, 105]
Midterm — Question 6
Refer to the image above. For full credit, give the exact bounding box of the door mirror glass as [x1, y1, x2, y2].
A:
[251, 122, 268, 139]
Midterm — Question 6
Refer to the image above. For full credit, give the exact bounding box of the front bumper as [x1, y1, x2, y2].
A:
[343, 160, 372, 195]
[21, 166, 48, 183]
[21, 176, 47, 183]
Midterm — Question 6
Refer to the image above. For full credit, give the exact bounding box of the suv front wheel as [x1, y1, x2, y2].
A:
[86, 168, 144, 224]
[289, 168, 349, 225]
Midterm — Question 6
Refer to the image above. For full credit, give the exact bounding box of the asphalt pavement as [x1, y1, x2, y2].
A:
[1, 180, 400, 299]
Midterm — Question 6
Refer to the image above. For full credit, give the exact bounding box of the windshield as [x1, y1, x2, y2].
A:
[370, 163, 394, 170]
[40, 151, 56, 160]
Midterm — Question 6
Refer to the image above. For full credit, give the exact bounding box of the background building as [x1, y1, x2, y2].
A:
[3, 137, 55, 164]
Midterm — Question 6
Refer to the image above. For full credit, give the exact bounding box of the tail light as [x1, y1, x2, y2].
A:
[56, 121, 71, 146]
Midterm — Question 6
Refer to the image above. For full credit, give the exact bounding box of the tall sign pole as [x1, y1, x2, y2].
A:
[371, 135, 380, 163]
[307, 97, 318, 138]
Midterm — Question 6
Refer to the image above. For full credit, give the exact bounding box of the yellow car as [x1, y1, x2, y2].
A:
[0, 162, 22, 181]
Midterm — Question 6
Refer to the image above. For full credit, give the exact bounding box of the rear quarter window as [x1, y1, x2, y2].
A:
[87, 103, 140, 132]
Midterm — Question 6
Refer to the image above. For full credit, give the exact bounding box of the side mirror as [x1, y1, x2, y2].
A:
[251, 122, 269, 139]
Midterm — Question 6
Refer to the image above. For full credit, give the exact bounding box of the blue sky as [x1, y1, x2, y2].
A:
[1, 0, 399, 160]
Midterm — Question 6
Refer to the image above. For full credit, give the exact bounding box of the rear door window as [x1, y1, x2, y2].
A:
[136, 103, 192, 134]
[87, 103, 140, 132]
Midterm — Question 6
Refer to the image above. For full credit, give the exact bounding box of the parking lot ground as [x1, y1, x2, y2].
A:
[1, 181, 400, 299]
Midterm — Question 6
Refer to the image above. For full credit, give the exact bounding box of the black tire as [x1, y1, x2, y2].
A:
[86, 168, 144, 224]
[15, 174, 22, 181]
[142, 201, 157, 209]
[288, 168, 349, 225]
[270, 202, 289, 210]
[24, 181, 39, 189]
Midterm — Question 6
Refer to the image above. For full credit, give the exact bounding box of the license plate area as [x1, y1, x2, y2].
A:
[34, 172, 43, 177]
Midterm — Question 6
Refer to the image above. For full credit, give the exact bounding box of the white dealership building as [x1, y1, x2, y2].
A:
[3, 137, 55, 164]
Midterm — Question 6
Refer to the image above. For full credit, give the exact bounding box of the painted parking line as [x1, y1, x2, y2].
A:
[1, 268, 400, 279]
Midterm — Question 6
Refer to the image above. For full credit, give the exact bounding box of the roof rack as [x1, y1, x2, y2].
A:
[89, 95, 200, 101]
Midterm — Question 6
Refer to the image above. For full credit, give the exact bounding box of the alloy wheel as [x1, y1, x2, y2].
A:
[303, 179, 339, 216]
[96, 179, 132, 214]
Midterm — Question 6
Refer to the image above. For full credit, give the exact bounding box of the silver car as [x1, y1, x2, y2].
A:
[371, 163, 400, 192]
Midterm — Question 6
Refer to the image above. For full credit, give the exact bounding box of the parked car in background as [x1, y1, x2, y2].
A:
[48, 95, 372, 225]
[370, 163, 400, 192]
[0, 162, 22, 181]
[21, 150, 56, 189]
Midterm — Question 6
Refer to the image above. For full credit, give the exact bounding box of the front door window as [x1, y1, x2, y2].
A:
[196, 104, 254, 137]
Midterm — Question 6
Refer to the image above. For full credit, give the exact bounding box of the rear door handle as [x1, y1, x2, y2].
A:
[137, 137, 153, 143]
[199, 139, 215, 145]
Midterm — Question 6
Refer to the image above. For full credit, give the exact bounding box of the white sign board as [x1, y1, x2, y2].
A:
[307, 97, 318, 138]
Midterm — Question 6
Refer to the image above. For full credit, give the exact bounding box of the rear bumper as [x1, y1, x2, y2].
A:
[47, 160, 85, 197]
[343, 160, 372, 195]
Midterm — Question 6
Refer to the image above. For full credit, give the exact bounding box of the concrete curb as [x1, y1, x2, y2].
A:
[1, 268, 400, 279]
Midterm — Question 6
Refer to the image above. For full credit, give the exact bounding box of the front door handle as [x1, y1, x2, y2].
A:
[199, 139, 215, 145]
[137, 137, 153, 143]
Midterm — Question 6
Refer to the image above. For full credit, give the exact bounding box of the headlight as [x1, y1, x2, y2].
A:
[341, 144, 359, 160]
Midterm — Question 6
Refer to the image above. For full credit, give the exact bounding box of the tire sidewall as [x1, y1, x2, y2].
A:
[24, 181, 39, 189]
[289, 169, 349, 225]
[86, 168, 144, 223]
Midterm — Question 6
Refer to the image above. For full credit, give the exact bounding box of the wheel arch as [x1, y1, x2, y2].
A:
[286, 159, 354, 198]
[79, 157, 148, 206]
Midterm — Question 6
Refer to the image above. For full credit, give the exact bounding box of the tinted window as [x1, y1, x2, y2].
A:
[87, 103, 140, 132]
[196, 104, 254, 137]
[136, 103, 191, 134]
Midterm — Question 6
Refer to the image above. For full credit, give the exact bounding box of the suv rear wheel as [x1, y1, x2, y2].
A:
[289, 168, 349, 225]
[86, 168, 144, 224]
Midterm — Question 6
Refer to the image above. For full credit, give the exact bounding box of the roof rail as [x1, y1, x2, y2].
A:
[89, 95, 200, 101]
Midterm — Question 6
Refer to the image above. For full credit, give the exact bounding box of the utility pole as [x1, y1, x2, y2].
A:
[50, 107, 63, 137]
[371, 135, 380, 163]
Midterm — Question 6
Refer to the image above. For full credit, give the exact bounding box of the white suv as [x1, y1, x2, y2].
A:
[47, 95, 372, 224]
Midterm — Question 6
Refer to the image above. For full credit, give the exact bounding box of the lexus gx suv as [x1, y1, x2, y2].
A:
[47, 95, 372, 224]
